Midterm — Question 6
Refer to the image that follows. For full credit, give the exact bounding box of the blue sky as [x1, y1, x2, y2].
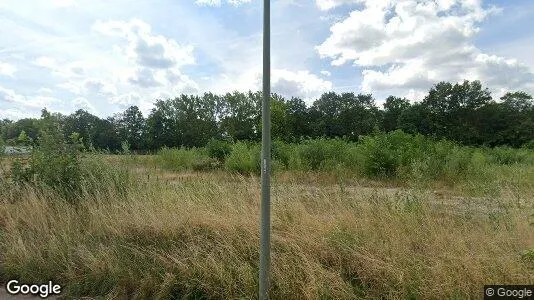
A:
[1, 0, 533, 120]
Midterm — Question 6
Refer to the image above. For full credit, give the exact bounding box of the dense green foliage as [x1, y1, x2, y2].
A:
[1, 80, 533, 152]
[155, 147, 217, 171]
[154, 131, 534, 184]
[5, 110, 131, 203]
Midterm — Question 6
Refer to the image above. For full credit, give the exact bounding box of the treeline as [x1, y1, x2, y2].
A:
[1, 80, 533, 151]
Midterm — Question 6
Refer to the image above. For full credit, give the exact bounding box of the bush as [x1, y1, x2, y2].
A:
[487, 147, 532, 165]
[356, 135, 397, 178]
[225, 142, 260, 174]
[206, 139, 233, 162]
[350, 131, 430, 178]
[442, 147, 473, 181]
[522, 140, 534, 150]
[7, 113, 137, 203]
[156, 147, 218, 171]
[10, 113, 84, 202]
[296, 138, 348, 171]
[272, 140, 292, 169]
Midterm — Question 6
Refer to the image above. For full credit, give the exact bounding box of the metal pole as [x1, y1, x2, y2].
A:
[259, 0, 271, 298]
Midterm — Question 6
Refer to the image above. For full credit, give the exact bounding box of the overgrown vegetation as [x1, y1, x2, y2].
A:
[2, 110, 131, 203]
[152, 131, 534, 190]
[0, 95, 533, 299]
[0, 169, 532, 299]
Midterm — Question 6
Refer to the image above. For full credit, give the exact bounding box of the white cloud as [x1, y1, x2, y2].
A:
[83, 78, 118, 96]
[0, 85, 58, 109]
[34, 56, 58, 69]
[37, 87, 54, 94]
[195, 0, 222, 5]
[57, 81, 83, 95]
[315, 0, 361, 11]
[93, 19, 196, 89]
[93, 19, 194, 69]
[111, 92, 141, 107]
[0, 86, 25, 105]
[50, 0, 77, 7]
[195, 0, 252, 7]
[34, 56, 88, 78]
[271, 69, 333, 102]
[204, 67, 331, 104]
[316, 0, 533, 100]
[0, 108, 35, 120]
[320, 70, 332, 77]
[72, 97, 96, 113]
[0, 61, 17, 77]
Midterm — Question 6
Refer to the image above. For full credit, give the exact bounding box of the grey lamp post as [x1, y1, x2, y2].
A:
[259, 0, 271, 299]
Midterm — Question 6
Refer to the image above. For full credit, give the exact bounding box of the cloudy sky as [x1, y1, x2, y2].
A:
[1, 0, 533, 120]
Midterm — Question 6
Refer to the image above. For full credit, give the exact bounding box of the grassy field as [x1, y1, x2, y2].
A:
[1, 134, 534, 299]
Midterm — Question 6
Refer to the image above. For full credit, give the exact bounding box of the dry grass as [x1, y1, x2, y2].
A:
[0, 161, 534, 299]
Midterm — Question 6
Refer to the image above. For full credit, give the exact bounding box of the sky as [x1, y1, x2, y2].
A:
[0, 0, 533, 120]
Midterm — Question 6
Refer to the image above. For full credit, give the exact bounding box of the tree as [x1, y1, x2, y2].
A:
[338, 93, 379, 140]
[493, 91, 534, 147]
[0, 118, 12, 142]
[1, 118, 40, 145]
[0, 135, 5, 156]
[219, 91, 259, 141]
[381, 96, 411, 132]
[17, 130, 32, 146]
[93, 118, 121, 151]
[501, 91, 533, 112]
[422, 80, 493, 144]
[116, 106, 146, 151]
[312, 92, 379, 140]
[62, 109, 102, 150]
[146, 100, 176, 149]
[311, 92, 343, 138]
[398, 103, 433, 135]
[172, 94, 219, 147]
[286, 97, 311, 140]
[145, 94, 220, 148]
[11, 109, 83, 201]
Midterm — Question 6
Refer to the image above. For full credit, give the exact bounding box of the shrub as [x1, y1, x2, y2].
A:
[272, 140, 292, 169]
[206, 139, 233, 162]
[522, 140, 534, 150]
[225, 142, 260, 174]
[156, 147, 217, 171]
[121, 141, 131, 155]
[487, 147, 531, 165]
[442, 147, 473, 180]
[10, 113, 84, 202]
[297, 138, 348, 171]
[350, 131, 428, 178]
[356, 135, 398, 178]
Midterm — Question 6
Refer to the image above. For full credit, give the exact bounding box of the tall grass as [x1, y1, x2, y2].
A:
[1, 130, 532, 299]
[0, 171, 532, 299]
[156, 147, 218, 172]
